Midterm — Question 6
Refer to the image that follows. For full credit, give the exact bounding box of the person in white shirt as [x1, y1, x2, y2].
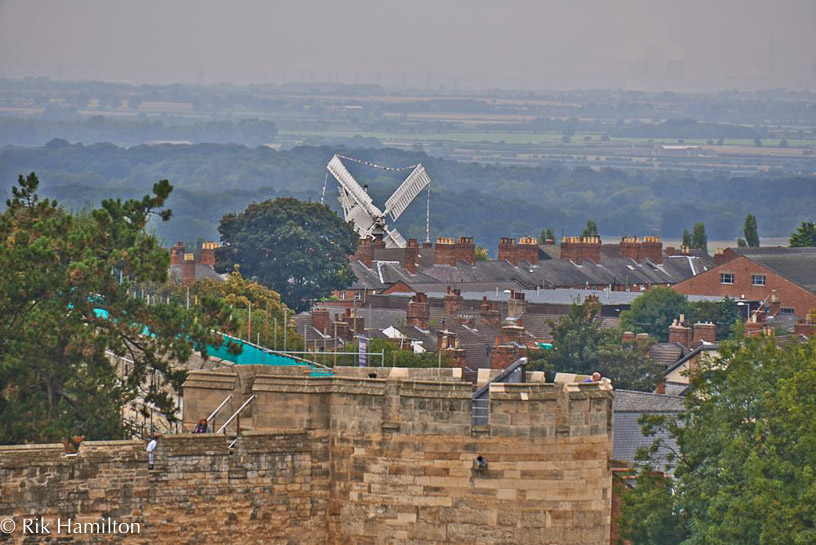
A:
[146, 433, 161, 470]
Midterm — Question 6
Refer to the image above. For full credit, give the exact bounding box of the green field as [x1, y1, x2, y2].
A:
[279, 129, 816, 149]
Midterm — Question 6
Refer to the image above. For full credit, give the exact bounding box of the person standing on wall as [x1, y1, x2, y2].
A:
[146, 432, 161, 470]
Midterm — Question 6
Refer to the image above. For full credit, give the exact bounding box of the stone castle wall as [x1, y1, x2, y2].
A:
[249, 373, 613, 545]
[0, 370, 613, 544]
[0, 433, 326, 544]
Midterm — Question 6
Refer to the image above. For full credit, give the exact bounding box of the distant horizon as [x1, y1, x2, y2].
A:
[2, 0, 815, 93]
[3, 74, 816, 97]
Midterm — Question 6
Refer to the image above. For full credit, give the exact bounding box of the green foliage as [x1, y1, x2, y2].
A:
[581, 220, 599, 238]
[687, 297, 740, 341]
[674, 337, 816, 543]
[691, 222, 708, 253]
[620, 287, 689, 342]
[789, 221, 816, 247]
[0, 174, 229, 444]
[622, 336, 816, 544]
[681, 229, 692, 248]
[215, 198, 359, 312]
[340, 338, 445, 368]
[2, 143, 815, 250]
[474, 245, 489, 261]
[539, 227, 555, 244]
[737, 237, 747, 247]
[182, 268, 303, 351]
[743, 213, 760, 247]
[617, 471, 687, 545]
[530, 300, 663, 391]
[620, 289, 739, 343]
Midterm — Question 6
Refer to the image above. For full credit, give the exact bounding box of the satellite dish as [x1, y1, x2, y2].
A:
[326, 154, 430, 248]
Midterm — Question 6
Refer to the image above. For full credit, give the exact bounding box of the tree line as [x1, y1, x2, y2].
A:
[1, 142, 813, 252]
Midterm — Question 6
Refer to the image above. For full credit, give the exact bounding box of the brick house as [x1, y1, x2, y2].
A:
[672, 247, 816, 318]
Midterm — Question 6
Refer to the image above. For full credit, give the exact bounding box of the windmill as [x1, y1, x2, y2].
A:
[325, 154, 430, 248]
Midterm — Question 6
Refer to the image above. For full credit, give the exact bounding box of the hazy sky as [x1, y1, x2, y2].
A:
[1, 0, 815, 91]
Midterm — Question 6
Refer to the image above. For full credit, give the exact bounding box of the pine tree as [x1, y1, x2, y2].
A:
[681, 229, 692, 248]
[581, 220, 599, 238]
[744, 214, 760, 247]
[691, 222, 708, 253]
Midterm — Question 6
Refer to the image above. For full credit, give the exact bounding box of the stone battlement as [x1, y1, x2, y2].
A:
[0, 369, 614, 544]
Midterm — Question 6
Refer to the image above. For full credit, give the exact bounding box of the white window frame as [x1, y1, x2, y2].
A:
[720, 273, 735, 285]
[751, 274, 766, 287]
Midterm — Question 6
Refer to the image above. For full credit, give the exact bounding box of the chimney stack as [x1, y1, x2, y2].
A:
[182, 253, 196, 286]
[517, 237, 539, 265]
[479, 296, 501, 327]
[714, 248, 728, 267]
[353, 238, 375, 268]
[641, 236, 663, 264]
[437, 329, 456, 351]
[498, 237, 517, 264]
[312, 308, 330, 334]
[692, 322, 716, 347]
[170, 241, 185, 266]
[507, 290, 527, 317]
[404, 238, 419, 274]
[455, 236, 476, 265]
[434, 237, 457, 266]
[443, 286, 463, 316]
[668, 319, 693, 347]
[767, 290, 781, 317]
[407, 292, 430, 329]
[198, 241, 221, 267]
[560, 236, 601, 264]
[446, 342, 468, 369]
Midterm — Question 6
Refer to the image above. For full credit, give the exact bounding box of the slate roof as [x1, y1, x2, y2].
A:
[351, 253, 713, 293]
[419, 288, 724, 306]
[732, 247, 816, 294]
[649, 343, 687, 368]
[613, 390, 685, 471]
[614, 390, 685, 412]
[664, 382, 692, 396]
[168, 264, 225, 283]
[665, 343, 718, 375]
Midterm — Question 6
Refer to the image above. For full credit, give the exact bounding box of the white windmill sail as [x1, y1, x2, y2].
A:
[384, 164, 430, 222]
[326, 154, 430, 248]
[383, 226, 407, 248]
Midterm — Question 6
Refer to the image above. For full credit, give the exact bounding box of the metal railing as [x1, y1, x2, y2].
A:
[216, 395, 255, 435]
[206, 394, 233, 432]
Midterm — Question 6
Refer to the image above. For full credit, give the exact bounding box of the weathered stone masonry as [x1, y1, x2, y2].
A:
[0, 369, 613, 544]
[0, 433, 326, 544]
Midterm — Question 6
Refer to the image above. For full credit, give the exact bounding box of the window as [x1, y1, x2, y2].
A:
[780, 307, 795, 315]
[751, 274, 766, 286]
[720, 273, 735, 285]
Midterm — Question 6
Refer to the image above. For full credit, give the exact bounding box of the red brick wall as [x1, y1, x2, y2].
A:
[443, 286, 463, 315]
[169, 242, 185, 266]
[498, 237, 517, 264]
[182, 253, 196, 287]
[673, 256, 816, 318]
[435, 238, 457, 266]
[456, 237, 476, 265]
[407, 292, 430, 329]
[405, 239, 419, 273]
[353, 239, 374, 268]
[312, 308, 330, 334]
[561, 237, 601, 264]
[517, 237, 539, 265]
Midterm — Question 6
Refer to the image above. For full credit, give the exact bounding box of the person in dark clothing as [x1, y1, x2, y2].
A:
[193, 418, 209, 433]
